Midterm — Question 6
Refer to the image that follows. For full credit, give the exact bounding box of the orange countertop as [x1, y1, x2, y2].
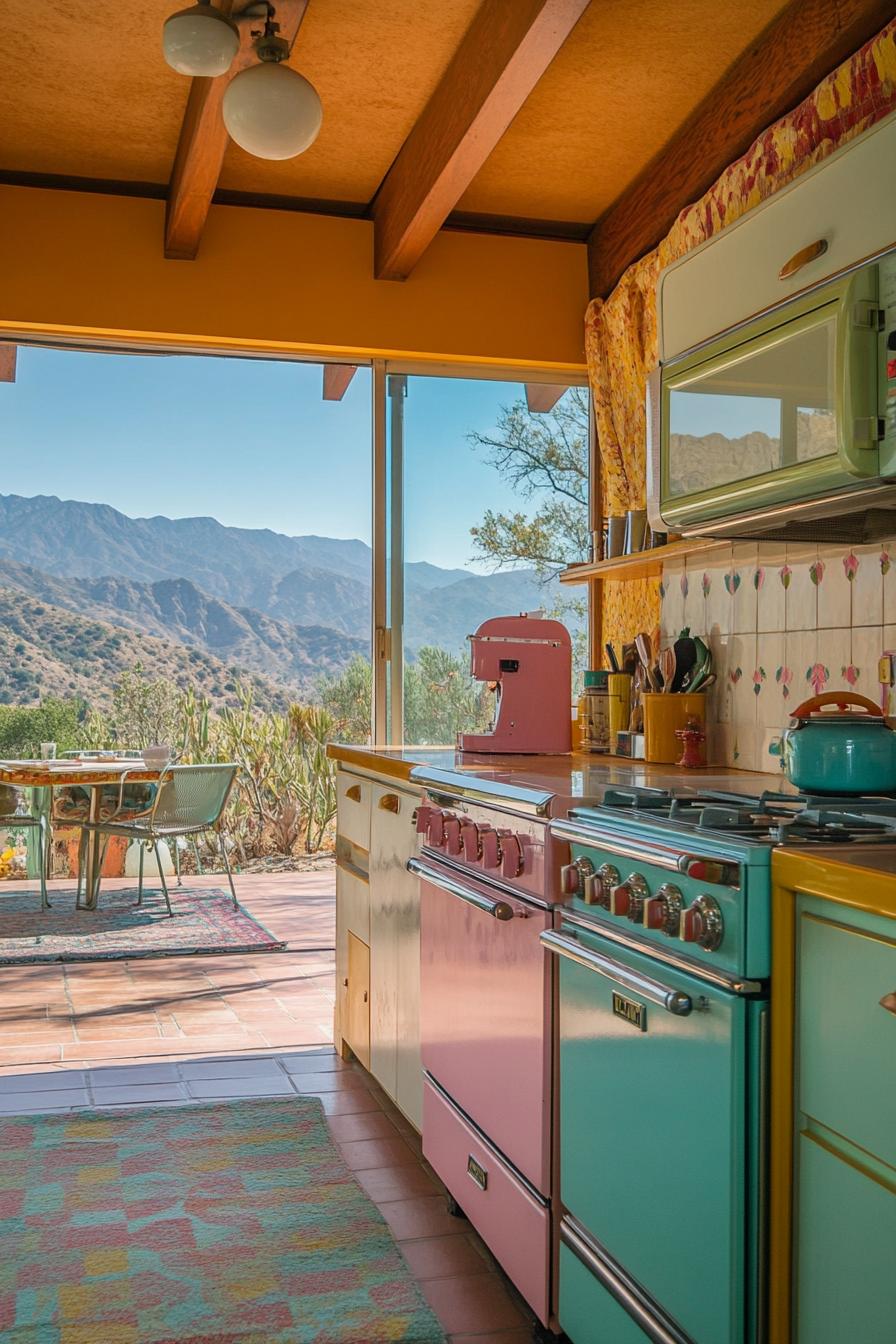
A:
[327, 741, 782, 807]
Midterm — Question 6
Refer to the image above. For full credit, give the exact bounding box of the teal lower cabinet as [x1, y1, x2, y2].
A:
[559, 1235, 653, 1344]
[790, 888, 896, 1344]
[796, 1131, 896, 1344]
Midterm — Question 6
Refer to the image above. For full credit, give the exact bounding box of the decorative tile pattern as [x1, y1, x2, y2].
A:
[0, 1098, 446, 1343]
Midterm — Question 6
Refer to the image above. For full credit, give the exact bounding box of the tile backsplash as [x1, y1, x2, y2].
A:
[659, 539, 895, 774]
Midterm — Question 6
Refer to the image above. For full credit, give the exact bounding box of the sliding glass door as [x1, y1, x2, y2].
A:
[374, 369, 590, 746]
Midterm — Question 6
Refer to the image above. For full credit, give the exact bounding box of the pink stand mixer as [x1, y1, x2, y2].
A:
[457, 614, 572, 754]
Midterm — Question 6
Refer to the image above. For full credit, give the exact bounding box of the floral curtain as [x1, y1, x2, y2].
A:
[586, 18, 896, 646]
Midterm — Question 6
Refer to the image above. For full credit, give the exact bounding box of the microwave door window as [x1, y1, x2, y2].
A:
[667, 318, 837, 498]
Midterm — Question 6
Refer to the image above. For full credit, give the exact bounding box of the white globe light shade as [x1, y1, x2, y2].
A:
[222, 63, 322, 160]
[163, 3, 239, 77]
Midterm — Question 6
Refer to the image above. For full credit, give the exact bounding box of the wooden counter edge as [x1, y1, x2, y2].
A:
[326, 744, 431, 783]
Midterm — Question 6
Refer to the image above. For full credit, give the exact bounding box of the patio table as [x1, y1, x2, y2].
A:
[0, 760, 164, 911]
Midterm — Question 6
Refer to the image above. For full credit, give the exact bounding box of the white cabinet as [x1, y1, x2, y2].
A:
[333, 763, 423, 1131]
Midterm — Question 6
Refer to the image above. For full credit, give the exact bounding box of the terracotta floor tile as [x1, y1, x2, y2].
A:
[447, 1332, 534, 1343]
[337, 1137, 419, 1171]
[398, 1236, 494, 1282]
[355, 1164, 441, 1203]
[316, 1087, 382, 1116]
[290, 1070, 368, 1094]
[378, 1195, 473, 1241]
[420, 1274, 528, 1336]
[325, 1111, 399, 1143]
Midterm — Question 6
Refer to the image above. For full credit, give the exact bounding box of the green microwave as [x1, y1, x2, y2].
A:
[646, 251, 896, 542]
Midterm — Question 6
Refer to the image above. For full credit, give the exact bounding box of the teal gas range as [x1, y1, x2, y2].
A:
[543, 785, 896, 1344]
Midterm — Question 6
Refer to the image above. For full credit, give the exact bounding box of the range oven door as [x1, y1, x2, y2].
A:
[413, 854, 552, 1195]
[544, 919, 763, 1344]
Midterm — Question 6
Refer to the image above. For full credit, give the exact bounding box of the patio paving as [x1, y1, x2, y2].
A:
[0, 867, 336, 1072]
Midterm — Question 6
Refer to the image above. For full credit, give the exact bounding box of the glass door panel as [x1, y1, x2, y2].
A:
[384, 373, 590, 746]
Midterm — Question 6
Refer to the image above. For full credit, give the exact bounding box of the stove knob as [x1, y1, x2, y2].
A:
[459, 819, 482, 861]
[679, 894, 724, 951]
[560, 856, 594, 896]
[414, 805, 434, 835]
[480, 826, 502, 870]
[611, 873, 648, 920]
[501, 833, 524, 879]
[443, 815, 462, 856]
[427, 810, 446, 847]
[643, 883, 683, 936]
[583, 862, 620, 908]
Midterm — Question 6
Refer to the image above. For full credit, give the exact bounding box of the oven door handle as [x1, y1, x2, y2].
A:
[407, 856, 516, 921]
[540, 929, 692, 1015]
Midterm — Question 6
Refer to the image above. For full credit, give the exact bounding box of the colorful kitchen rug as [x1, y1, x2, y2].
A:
[0, 887, 285, 964]
[0, 1097, 447, 1344]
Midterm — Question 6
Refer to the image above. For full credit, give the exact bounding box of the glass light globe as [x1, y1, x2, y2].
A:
[163, 1, 240, 77]
[222, 63, 322, 160]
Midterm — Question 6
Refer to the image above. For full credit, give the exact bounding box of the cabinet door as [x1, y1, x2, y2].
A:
[334, 862, 369, 1051]
[336, 770, 371, 851]
[369, 784, 422, 1128]
[345, 932, 370, 1070]
[796, 1132, 896, 1344]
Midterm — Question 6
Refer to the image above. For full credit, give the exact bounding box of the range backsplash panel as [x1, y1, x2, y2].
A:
[659, 538, 896, 773]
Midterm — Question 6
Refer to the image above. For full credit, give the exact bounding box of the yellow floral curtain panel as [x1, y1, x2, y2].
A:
[586, 18, 896, 646]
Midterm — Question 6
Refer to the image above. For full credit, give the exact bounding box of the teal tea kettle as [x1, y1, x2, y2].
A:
[783, 691, 896, 795]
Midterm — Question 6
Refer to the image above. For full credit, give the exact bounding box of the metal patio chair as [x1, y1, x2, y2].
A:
[0, 784, 50, 910]
[76, 763, 240, 916]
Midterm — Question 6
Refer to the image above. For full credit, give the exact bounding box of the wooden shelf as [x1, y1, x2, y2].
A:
[559, 537, 729, 584]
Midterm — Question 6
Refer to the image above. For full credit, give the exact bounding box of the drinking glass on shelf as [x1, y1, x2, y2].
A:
[40, 742, 57, 760]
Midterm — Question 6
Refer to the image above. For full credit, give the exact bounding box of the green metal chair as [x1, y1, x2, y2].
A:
[77, 764, 240, 916]
[0, 784, 50, 910]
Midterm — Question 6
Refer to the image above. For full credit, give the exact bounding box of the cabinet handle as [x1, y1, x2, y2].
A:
[778, 238, 828, 280]
[880, 992, 896, 1017]
[345, 784, 362, 803]
[378, 793, 400, 813]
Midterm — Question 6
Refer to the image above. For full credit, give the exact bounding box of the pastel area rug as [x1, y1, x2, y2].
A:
[0, 887, 285, 964]
[0, 1097, 446, 1344]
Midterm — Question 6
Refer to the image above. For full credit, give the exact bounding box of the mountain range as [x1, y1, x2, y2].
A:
[0, 494, 570, 707]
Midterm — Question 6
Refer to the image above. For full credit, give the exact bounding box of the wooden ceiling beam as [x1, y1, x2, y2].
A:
[165, 0, 309, 261]
[525, 382, 566, 412]
[371, 0, 590, 282]
[587, 0, 895, 300]
[322, 364, 358, 401]
[0, 345, 17, 383]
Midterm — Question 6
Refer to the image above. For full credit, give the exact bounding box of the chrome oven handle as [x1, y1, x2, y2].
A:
[540, 929, 692, 1016]
[408, 856, 515, 921]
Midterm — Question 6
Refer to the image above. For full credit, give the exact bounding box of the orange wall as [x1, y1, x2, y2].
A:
[0, 186, 588, 371]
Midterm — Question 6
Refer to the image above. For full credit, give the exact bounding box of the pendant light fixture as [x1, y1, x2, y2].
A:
[222, 12, 322, 161]
[162, 0, 240, 77]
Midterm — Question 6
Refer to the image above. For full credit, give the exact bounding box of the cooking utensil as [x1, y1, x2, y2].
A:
[782, 691, 896, 794]
[635, 633, 660, 692]
[659, 647, 676, 693]
[671, 629, 698, 692]
[681, 636, 712, 691]
[605, 643, 620, 673]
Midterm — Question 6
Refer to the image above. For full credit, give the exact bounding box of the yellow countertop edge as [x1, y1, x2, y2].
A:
[773, 848, 896, 919]
[326, 744, 432, 782]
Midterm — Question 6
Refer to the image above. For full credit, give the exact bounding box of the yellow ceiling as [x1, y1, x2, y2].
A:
[1, 0, 792, 227]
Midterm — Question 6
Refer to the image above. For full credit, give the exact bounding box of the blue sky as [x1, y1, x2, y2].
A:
[1, 348, 561, 572]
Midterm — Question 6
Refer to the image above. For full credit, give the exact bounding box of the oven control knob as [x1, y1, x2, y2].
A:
[427, 810, 446, 847]
[501, 833, 524, 879]
[644, 883, 683, 936]
[459, 819, 482, 861]
[443, 815, 462, 856]
[560, 857, 594, 896]
[414, 805, 434, 835]
[583, 863, 620, 908]
[679, 894, 724, 951]
[610, 873, 648, 920]
[480, 826, 502, 869]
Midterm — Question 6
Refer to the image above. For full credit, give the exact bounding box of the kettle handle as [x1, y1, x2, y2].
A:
[790, 690, 883, 719]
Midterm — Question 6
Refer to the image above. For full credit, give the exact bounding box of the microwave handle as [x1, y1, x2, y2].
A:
[645, 366, 666, 532]
[836, 272, 883, 477]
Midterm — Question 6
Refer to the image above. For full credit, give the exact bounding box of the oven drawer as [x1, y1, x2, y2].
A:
[423, 1077, 549, 1326]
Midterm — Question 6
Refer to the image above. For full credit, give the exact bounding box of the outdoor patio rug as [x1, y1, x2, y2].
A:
[0, 887, 286, 964]
[0, 1096, 447, 1344]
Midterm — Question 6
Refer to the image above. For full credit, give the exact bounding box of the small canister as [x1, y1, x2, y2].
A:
[607, 673, 632, 752]
[578, 670, 611, 753]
